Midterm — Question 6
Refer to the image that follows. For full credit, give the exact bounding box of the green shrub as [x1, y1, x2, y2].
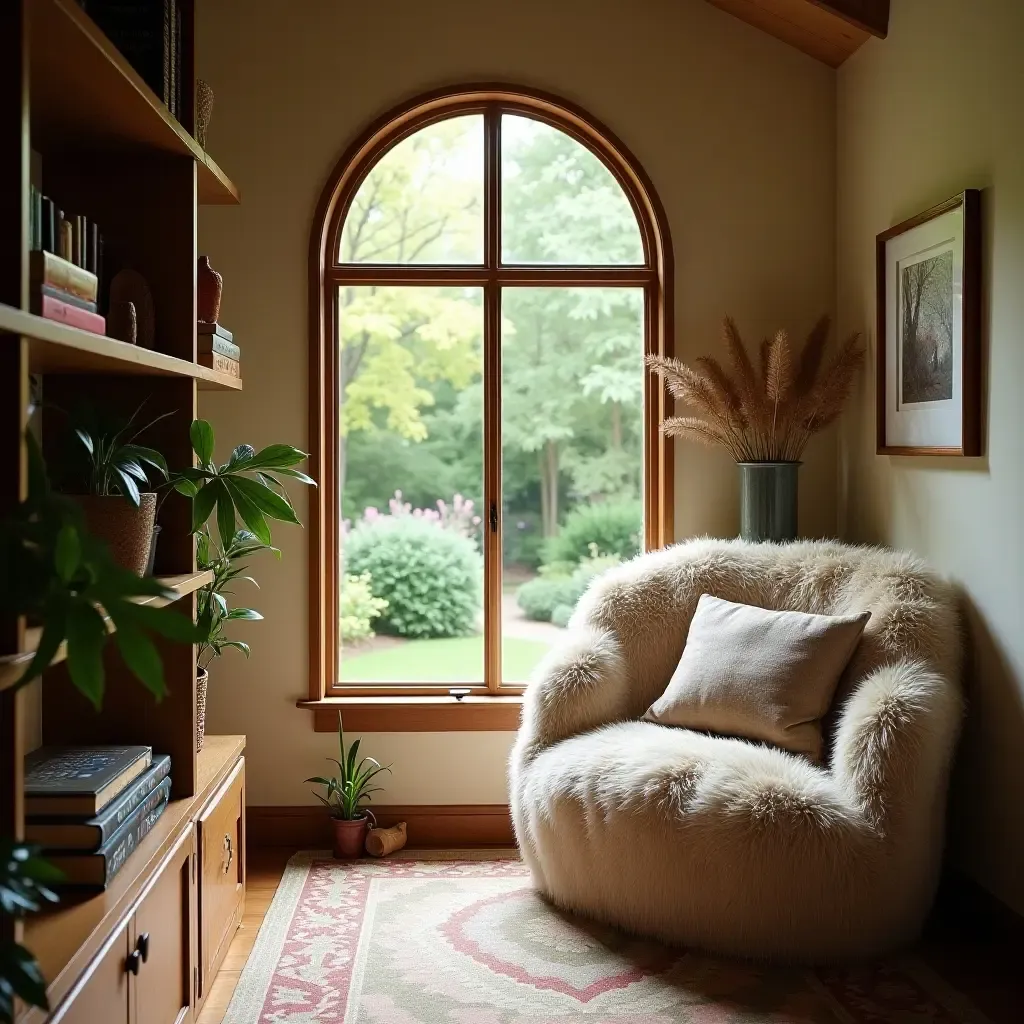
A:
[516, 554, 621, 623]
[344, 517, 482, 639]
[340, 572, 388, 643]
[551, 604, 574, 628]
[542, 500, 642, 566]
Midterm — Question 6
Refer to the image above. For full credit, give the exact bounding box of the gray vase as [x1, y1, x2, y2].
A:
[738, 462, 800, 543]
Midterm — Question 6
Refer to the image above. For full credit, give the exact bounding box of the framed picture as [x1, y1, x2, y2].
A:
[875, 189, 981, 456]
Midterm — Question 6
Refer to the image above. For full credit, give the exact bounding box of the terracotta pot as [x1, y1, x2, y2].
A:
[196, 668, 209, 752]
[73, 493, 157, 576]
[332, 813, 374, 859]
[197, 255, 223, 324]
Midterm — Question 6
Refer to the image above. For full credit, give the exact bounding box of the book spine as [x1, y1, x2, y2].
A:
[198, 335, 241, 361]
[173, 2, 181, 119]
[39, 285, 98, 314]
[29, 250, 99, 302]
[197, 322, 234, 343]
[96, 777, 171, 848]
[162, 0, 171, 108]
[94, 758, 172, 837]
[199, 351, 240, 377]
[102, 796, 169, 886]
[35, 294, 106, 334]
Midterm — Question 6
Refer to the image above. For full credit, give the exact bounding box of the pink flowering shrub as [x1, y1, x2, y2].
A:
[345, 491, 482, 540]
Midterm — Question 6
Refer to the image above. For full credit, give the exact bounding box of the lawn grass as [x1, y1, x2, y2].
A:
[341, 635, 550, 682]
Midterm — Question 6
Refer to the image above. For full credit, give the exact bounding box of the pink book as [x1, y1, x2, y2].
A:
[35, 293, 106, 335]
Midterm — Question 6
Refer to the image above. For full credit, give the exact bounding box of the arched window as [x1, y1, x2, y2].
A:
[308, 86, 673, 704]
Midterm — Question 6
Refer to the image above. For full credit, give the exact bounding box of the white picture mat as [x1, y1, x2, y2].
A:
[884, 206, 964, 448]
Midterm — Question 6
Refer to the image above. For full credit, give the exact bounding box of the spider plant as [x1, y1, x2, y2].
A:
[305, 713, 392, 821]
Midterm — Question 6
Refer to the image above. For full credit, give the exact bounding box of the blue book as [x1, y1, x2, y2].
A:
[47, 790, 171, 888]
[26, 758, 171, 850]
[24, 745, 152, 817]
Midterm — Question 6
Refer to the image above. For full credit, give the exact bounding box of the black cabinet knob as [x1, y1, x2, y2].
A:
[137, 932, 150, 962]
[126, 950, 142, 976]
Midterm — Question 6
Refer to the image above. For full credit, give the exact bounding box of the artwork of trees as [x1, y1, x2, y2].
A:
[900, 249, 954, 405]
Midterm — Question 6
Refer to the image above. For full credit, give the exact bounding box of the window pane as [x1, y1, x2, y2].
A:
[338, 115, 484, 264]
[501, 288, 645, 683]
[501, 115, 644, 265]
[338, 286, 484, 683]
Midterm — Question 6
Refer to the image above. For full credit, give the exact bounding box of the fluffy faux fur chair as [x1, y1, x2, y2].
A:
[510, 538, 963, 963]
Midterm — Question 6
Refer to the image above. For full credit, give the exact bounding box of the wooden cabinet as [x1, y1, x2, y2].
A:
[131, 829, 196, 1024]
[49, 923, 131, 1024]
[197, 757, 245, 1003]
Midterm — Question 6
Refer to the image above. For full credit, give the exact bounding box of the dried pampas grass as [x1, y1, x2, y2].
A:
[646, 316, 864, 463]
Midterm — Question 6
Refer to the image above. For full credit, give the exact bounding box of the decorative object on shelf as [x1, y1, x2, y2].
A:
[0, 839, 61, 1022]
[165, 419, 314, 748]
[306, 712, 392, 859]
[108, 299, 138, 345]
[876, 189, 982, 456]
[365, 821, 407, 857]
[196, 667, 209, 752]
[195, 78, 214, 148]
[109, 269, 156, 348]
[62, 403, 170, 575]
[196, 255, 223, 324]
[646, 316, 864, 542]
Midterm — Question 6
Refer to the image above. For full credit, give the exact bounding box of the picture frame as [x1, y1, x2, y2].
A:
[875, 189, 981, 456]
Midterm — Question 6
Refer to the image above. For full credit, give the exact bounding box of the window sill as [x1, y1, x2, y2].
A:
[297, 695, 524, 732]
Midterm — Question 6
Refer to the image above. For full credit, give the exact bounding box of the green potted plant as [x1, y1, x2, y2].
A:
[60, 403, 170, 576]
[306, 713, 391, 858]
[167, 420, 314, 749]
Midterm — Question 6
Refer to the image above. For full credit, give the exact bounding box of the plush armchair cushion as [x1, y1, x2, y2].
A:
[644, 594, 870, 761]
[510, 538, 963, 963]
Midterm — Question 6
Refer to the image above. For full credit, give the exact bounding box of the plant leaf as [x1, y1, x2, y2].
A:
[192, 479, 222, 533]
[123, 445, 168, 478]
[222, 479, 272, 545]
[113, 468, 142, 507]
[242, 444, 308, 470]
[268, 466, 317, 485]
[113, 622, 166, 700]
[216, 488, 237, 549]
[113, 601, 203, 644]
[174, 478, 200, 498]
[65, 604, 109, 710]
[226, 607, 262, 620]
[229, 476, 300, 525]
[190, 419, 216, 465]
[74, 428, 94, 456]
[54, 524, 80, 583]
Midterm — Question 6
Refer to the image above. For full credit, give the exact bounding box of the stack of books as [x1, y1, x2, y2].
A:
[198, 322, 241, 378]
[28, 186, 105, 334]
[24, 746, 172, 889]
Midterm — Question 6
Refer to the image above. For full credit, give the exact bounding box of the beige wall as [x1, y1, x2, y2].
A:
[837, 0, 1024, 911]
[196, 0, 836, 807]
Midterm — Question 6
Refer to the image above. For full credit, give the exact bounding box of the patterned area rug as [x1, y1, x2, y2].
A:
[224, 852, 990, 1023]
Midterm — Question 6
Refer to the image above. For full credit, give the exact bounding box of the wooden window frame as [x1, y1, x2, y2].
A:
[301, 85, 674, 728]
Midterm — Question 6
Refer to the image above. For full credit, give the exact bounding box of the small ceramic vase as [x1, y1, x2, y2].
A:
[197, 255, 223, 324]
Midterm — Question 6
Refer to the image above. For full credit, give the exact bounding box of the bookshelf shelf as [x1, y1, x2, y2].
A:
[21, 735, 245, 1020]
[0, 304, 243, 390]
[30, 0, 239, 206]
[0, 571, 213, 693]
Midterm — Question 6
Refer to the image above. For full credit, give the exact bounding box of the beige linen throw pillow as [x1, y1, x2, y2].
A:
[645, 594, 870, 761]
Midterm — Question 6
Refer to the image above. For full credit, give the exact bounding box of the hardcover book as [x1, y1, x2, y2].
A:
[25, 746, 152, 818]
[47, 792, 170, 888]
[29, 250, 98, 302]
[26, 757, 171, 850]
[197, 334, 240, 361]
[32, 294, 106, 335]
[38, 284, 98, 314]
[199, 351, 240, 377]
[197, 322, 234, 343]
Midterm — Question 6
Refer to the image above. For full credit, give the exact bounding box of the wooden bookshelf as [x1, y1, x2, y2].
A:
[0, 304, 243, 390]
[30, 0, 239, 206]
[0, 2, 246, 1020]
[0, 572, 214, 693]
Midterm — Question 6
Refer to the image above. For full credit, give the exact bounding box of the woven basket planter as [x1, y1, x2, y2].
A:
[72, 493, 157, 576]
[196, 668, 209, 752]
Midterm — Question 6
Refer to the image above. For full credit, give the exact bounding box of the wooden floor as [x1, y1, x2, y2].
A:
[200, 848, 1024, 1024]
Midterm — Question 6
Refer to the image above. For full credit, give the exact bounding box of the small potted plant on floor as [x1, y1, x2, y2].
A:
[306, 713, 391, 858]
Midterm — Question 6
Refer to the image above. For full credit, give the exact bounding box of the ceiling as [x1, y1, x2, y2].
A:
[704, 0, 889, 67]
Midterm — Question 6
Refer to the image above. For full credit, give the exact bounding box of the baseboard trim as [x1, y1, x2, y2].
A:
[248, 804, 515, 849]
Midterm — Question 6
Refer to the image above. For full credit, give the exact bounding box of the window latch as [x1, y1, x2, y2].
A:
[489, 501, 498, 533]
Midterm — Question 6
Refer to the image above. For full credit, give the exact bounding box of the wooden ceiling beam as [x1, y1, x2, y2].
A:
[807, 0, 889, 38]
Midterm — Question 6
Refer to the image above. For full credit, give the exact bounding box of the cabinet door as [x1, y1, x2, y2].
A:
[197, 757, 245, 1000]
[132, 825, 196, 1024]
[49, 922, 131, 1024]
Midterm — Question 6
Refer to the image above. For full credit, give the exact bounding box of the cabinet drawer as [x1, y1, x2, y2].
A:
[49, 920, 131, 1024]
[197, 756, 245, 999]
